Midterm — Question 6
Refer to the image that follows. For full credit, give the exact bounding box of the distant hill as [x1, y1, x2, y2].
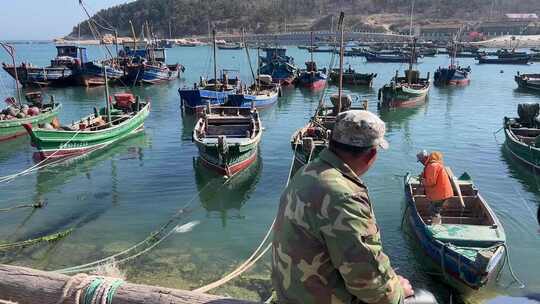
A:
[68, 0, 540, 38]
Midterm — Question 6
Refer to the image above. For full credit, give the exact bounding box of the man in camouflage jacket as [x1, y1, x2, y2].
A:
[272, 110, 412, 304]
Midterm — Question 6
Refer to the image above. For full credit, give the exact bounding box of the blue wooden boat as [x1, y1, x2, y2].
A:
[179, 74, 240, 113]
[404, 172, 506, 290]
[78, 61, 124, 86]
[227, 75, 280, 108]
[297, 61, 328, 90]
[259, 47, 298, 86]
[123, 47, 183, 85]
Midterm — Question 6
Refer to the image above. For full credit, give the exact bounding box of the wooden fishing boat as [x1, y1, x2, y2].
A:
[258, 47, 298, 86]
[24, 93, 150, 160]
[78, 61, 124, 86]
[476, 55, 529, 64]
[179, 30, 239, 113]
[227, 75, 280, 108]
[503, 103, 540, 169]
[404, 172, 506, 290]
[514, 72, 540, 91]
[192, 106, 262, 177]
[0, 99, 61, 142]
[329, 67, 377, 86]
[217, 43, 243, 50]
[434, 31, 472, 86]
[290, 94, 368, 172]
[298, 33, 328, 90]
[1, 45, 85, 87]
[378, 68, 430, 108]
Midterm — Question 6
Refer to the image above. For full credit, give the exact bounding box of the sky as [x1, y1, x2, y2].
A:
[0, 0, 132, 40]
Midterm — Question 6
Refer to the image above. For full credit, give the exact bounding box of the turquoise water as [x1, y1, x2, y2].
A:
[0, 44, 539, 303]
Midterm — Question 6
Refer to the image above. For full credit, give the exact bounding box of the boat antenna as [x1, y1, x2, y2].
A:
[0, 43, 22, 107]
[129, 20, 137, 51]
[337, 12, 345, 114]
[212, 28, 218, 85]
[242, 28, 256, 86]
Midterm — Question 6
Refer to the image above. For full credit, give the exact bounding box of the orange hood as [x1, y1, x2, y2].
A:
[426, 151, 444, 165]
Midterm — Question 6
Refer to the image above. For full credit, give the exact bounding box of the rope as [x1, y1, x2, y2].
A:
[0, 200, 45, 212]
[57, 274, 123, 304]
[55, 175, 226, 274]
[501, 244, 525, 288]
[193, 138, 301, 293]
[0, 228, 72, 251]
[0, 129, 83, 183]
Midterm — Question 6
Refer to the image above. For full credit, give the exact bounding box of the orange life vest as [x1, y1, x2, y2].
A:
[422, 152, 454, 201]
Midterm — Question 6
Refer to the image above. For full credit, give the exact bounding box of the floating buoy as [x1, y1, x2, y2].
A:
[500, 70, 504, 74]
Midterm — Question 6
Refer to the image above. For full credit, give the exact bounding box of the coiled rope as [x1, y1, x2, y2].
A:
[56, 273, 123, 304]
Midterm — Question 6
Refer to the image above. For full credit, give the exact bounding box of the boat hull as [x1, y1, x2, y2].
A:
[2, 64, 74, 87]
[434, 68, 471, 86]
[198, 146, 259, 176]
[503, 118, 540, 169]
[179, 88, 235, 113]
[514, 74, 540, 91]
[78, 63, 124, 86]
[126, 64, 180, 84]
[227, 91, 279, 108]
[329, 72, 376, 86]
[25, 103, 150, 160]
[378, 84, 430, 108]
[477, 57, 529, 64]
[0, 104, 61, 142]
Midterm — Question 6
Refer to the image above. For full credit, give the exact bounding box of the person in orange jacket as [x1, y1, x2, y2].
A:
[416, 150, 454, 225]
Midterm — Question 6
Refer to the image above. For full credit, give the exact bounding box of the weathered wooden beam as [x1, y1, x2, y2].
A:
[0, 264, 257, 304]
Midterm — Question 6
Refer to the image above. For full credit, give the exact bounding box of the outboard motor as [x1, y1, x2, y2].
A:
[517, 103, 540, 127]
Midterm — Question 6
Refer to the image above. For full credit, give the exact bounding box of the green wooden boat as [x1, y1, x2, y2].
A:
[0, 101, 61, 142]
[193, 106, 262, 177]
[503, 103, 540, 169]
[405, 172, 506, 290]
[378, 69, 430, 108]
[24, 94, 150, 160]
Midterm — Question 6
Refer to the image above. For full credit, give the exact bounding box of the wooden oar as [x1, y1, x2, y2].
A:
[445, 166, 466, 208]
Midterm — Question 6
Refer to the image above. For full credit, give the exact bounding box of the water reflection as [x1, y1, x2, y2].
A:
[193, 154, 262, 227]
[180, 113, 197, 141]
[500, 145, 540, 196]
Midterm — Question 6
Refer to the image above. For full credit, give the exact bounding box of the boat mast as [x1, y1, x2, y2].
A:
[0, 43, 22, 107]
[104, 66, 112, 125]
[129, 20, 137, 51]
[408, 37, 416, 85]
[213, 29, 218, 84]
[257, 47, 261, 90]
[337, 12, 345, 114]
[409, 0, 415, 37]
[242, 28, 257, 89]
[310, 31, 314, 63]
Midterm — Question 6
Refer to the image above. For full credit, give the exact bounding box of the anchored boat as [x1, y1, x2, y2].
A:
[503, 103, 540, 169]
[179, 29, 239, 113]
[258, 47, 298, 86]
[434, 31, 471, 86]
[2, 45, 84, 87]
[297, 32, 328, 90]
[329, 66, 377, 87]
[227, 75, 279, 108]
[514, 72, 540, 91]
[24, 92, 150, 160]
[404, 172, 506, 290]
[193, 106, 262, 177]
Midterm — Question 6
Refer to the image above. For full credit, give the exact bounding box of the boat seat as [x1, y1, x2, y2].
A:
[202, 137, 251, 144]
[427, 224, 504, 246]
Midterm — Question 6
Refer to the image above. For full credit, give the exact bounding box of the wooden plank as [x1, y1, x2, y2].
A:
[445, 167, 466, 208]
[0, 264, 256, 304]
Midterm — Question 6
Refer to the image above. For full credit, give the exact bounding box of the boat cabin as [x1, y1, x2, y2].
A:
[54, 45, 88, 65]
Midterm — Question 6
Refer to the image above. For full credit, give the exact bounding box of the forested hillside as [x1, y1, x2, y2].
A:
[69, 0, 540, 38]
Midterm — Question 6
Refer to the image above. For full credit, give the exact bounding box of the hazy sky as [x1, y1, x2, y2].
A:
[0, 0, 131, 40]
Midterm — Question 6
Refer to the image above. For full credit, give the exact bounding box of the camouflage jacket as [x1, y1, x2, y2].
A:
[272, 149, 403, 304]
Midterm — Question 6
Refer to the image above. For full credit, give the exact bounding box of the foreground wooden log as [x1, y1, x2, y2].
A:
[0, 264, 257, 304]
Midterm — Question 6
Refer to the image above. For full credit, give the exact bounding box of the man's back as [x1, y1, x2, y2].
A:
[272, 149, 403, 304]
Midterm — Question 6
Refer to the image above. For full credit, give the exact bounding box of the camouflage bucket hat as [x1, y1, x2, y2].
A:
[332, 110, 389, 149]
